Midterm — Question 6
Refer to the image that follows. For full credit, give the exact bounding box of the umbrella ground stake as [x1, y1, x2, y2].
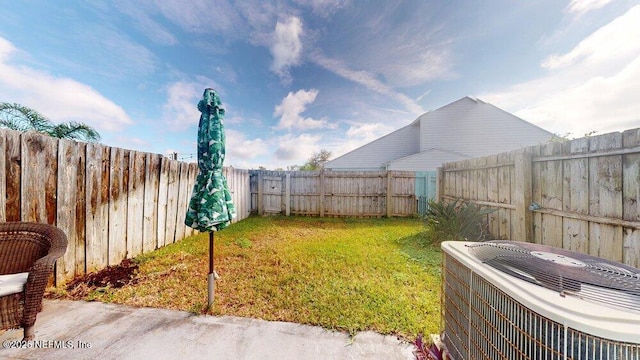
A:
[208, 231, 215, 309]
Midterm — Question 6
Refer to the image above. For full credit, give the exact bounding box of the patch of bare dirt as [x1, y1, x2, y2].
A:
[62, 259, 139, 299]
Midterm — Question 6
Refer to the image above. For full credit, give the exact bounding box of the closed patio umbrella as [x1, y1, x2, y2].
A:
[185, 88, 236, 308]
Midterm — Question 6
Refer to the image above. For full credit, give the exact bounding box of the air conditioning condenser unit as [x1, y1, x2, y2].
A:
[441, 240, 640, 360]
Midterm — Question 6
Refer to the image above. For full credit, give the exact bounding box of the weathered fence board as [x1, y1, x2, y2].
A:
[85, 143, 110, 273]
[55, 140, 86, 282]
[108, 147, 128, 266]
[143, 153, 161, 253]
[498, 153, 511, 239]
[529, 145, 541, 245]
[21, 133, 58, 224]
[443, 165, 452, 202]
[539, 143, 563, 248]
[588, 133, 623, 261]
[562, 137, 589, 253]
[508, 152, 517, 240]
[227, 167, 250, 223]
[127, 151, 146, 259]
[184, 162, 198, 236]
[622, 129, 640, 267]
[174, 162, 189, 240]
[476, 157, 488, 205]
[469, 159, 478, 201]
[438, 127, 640, 266]
[513, 151, 532, 242]
[156, 156, 170, 248]
[486, 155, 500, 237]
[164, 159, 180, 244]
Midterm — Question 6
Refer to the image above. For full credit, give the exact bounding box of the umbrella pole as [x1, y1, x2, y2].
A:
[208, 231, 215, 308]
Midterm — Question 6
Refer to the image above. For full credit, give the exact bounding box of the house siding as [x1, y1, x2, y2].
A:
[325, 122, 420, 171]
[387, 148, 470, 171]
[419, 97, 552, 157]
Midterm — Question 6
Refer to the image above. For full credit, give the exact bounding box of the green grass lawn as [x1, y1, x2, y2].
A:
[63, 216, 442, 339]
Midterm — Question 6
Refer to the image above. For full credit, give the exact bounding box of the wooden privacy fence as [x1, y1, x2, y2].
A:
[0, 129, 250, 284]
[437, 127, 640, 267]
[249, 170, 418, 217]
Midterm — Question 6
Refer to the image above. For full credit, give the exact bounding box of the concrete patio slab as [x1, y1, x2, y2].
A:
[0, 300, 415, 360]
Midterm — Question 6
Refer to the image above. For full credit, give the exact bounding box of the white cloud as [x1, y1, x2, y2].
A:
[162, 82, 202, 129]
[162, 79, 220, 129]
[153, 0, 243, 35]
[113, 1, 178, 45]
[0, 37, 16, 62]
[482, 5, 640, 137]
[298, 0, 348, 16]
[516, 56, 640, 136]
[382, 47, 455, 87]
[270, 16, 303, 80]
[311, 54, 424, 116]
[99, 31, 158, 77]
[225, 129, 268, 162]
[273, 133, 322, 162]
[416, 89, 432, 103]
[566, 0, 614, 15]
[346, 122, 394, 143]
[542, 5, 640, 71]
[310, 1, 455, 91]
[274, 89, 330, 130]
[0, 37, 132, 132]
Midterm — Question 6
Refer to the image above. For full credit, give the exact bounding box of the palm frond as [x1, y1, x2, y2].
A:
[0, 102, 53, 132]
[1, 102, 101, 142]
[50, 122, 101, 142]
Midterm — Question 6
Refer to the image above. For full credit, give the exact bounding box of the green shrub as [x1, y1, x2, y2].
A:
[423, 198, 495, 243]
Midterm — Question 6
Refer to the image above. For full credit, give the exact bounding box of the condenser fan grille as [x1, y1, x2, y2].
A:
[467, 241, 640, 313]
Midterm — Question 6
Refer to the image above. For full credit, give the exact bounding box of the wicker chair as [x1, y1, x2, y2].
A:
[0, 222, 67, 340]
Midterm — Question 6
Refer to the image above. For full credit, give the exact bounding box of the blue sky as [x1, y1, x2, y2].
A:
[1, 0, 638, 169]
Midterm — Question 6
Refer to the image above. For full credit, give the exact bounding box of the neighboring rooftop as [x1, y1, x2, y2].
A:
[326, 97, 554, 172]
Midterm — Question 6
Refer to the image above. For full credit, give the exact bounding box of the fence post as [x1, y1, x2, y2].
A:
[285, 172, 291, 216]
[514, 151, 533, 242]
[320, 170, 325, 217]
[386, 171, 393, 217]
[436, 167, 443, 203]
[257, 171, 264, 216]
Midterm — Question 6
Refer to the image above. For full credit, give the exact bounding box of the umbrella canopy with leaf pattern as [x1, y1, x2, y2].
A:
[185, 88, 236, 231]
[185, 88, 236, 307]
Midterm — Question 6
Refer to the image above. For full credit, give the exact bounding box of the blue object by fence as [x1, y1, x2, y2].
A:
[415, 171, 437, 216]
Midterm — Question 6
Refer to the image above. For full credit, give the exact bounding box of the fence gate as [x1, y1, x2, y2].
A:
[262, 175, 283, 214]
[416, 171, 437, 216]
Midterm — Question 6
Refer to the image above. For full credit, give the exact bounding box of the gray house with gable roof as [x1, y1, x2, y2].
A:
[325, 96, 554, 172]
